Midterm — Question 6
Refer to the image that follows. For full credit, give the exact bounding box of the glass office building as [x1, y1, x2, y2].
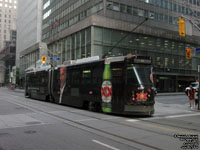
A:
[42, 0, 200, 92]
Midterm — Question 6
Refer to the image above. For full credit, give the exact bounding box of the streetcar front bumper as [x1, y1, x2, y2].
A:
[124, 105, 154, 115]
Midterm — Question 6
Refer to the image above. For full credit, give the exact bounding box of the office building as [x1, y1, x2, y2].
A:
[41, 0, 200, 92]
[0, 0, 17, 50]
[16, 0, 46, 80]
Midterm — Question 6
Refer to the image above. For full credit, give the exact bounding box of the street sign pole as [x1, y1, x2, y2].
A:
[198, 65, 200, 110]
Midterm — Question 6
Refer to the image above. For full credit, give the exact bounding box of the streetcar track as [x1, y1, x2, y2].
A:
[2, 92, 162, 150]
[12, 93, 200, 133]
[4, 90, 200, 135]
[2, 90, 200, 134]
[2, 89, 200, 150]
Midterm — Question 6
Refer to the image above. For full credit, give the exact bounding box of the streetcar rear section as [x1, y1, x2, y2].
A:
[25, 68, 51, 101]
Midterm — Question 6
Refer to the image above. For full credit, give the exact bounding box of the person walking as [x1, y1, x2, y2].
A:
[194, 88, 199, 110]
[188, 85, 195, 109]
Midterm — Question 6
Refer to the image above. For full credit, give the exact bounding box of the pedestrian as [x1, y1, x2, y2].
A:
[188, 85, 195, 109]
[194, 88, 199, 110]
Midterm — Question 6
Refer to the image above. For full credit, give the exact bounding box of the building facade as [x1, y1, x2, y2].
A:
[0, 30, 16, 85]
[41, 0, 200, 92]
[16, 0, 44, 81]
[0, 0, 17, 51]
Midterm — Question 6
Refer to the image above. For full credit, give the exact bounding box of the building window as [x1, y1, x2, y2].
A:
[113, 2, 120, 11]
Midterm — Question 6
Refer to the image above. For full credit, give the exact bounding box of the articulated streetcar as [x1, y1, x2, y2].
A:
[25, 55, 155, 116]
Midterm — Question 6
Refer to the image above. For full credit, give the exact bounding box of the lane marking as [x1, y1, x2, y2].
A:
[75, 118, 98, 122]
[102, 117, 121, 120]
[164, 113, 200, 119]
[126, 119, 140, 122]
[128, 113, 200, 121]
[126, 120, 199, 136]
[92, 140, 120, 150]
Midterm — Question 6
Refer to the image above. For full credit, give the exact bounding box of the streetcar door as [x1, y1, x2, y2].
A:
[52, 69, 60, 103]
[110, 62, 124, 113]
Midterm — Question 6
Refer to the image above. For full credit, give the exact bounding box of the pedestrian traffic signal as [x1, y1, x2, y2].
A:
[178, 17, 185, 37]
[186, 48, 192, 59]
[41, 56, 46, 64]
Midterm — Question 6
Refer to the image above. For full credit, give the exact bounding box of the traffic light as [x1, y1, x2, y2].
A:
[41, 56, 46, 64]
[186, 48, 191, 59]
[178, 17, 186, 37]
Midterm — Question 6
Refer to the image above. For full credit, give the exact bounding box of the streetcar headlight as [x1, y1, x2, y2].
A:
[138, 87, 144, 90]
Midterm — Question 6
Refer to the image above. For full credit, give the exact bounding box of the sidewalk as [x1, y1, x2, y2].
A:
[156, 92, 185, 96]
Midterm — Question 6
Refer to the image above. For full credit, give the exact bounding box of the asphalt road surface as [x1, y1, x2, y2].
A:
[0, 88, 199, 150]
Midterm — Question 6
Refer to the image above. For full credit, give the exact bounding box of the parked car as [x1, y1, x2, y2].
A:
[185, 82, 199, 91]
[185, 82, 199, 95]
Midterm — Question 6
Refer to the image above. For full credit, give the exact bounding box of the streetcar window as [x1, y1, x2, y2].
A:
[54, 71, 60, 90]
[71, 70, 80, 85]
[126, 64, 152, 85]
[126, 67, 138, 85]
[82, 69, 92, 85]
[92, 68, 102, 84]
[136, 67, 152, 85]
[111, 62, 123, 84]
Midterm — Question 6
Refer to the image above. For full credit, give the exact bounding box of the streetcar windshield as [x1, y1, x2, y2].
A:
[126, 64, 152, 85]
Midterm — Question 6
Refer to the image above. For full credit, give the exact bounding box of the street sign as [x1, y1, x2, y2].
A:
[50, 57, 60, 61]
[50, 57, 55, 60]
[55, 57, 60, 61]
[196, 48, 200, 52]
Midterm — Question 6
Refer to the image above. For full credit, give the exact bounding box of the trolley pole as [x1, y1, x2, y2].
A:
[198, 65, 200, 110]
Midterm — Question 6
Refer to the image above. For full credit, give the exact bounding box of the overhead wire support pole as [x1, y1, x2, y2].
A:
[108, 17, 149, 54]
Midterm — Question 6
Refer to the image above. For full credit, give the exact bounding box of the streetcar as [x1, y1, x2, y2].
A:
[25, 55, 155, 116]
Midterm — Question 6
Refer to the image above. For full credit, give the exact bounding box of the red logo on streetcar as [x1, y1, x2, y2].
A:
[101, 87, 112, 97]
[136, 93, 147, 100]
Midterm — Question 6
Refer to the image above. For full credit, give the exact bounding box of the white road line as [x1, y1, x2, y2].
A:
[126, 119, 140, 122]
[164, 113, 200, 119]
[126, 113, 200, 122]
[92, 140, 120, 150]
[102, 117, 121, 120]
[75, 118, 98, 122]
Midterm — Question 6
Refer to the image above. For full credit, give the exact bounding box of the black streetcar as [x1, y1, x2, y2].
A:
[25, 55, 155, 116]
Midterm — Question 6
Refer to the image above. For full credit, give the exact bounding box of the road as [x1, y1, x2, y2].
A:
[0, 88, 199, 150]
